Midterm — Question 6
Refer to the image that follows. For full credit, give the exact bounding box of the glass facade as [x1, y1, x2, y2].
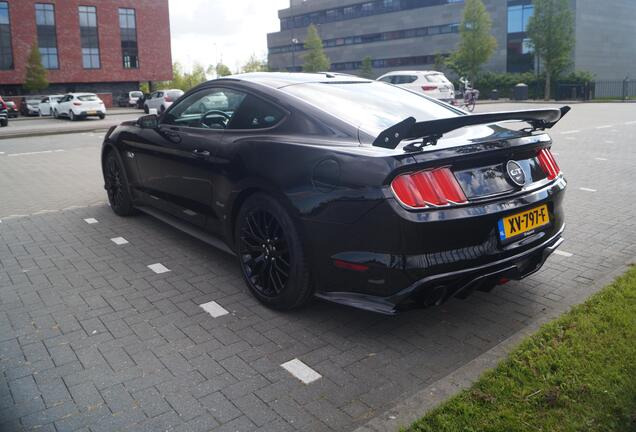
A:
[281, 0, 463, 30]
[79, 6, 100, 69]
[0, 2, 12, 70]
[119, 8, 138, 69]
[35, 3, 58, 69]
[507, 0, 534, 73]
[270, 22, 459, 55]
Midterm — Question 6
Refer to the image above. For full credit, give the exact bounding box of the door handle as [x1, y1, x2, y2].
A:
[192, 149, 210, 158]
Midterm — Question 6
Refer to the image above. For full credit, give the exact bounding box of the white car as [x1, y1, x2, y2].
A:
[53, 93, 106, 121]
[377, 71, 455, 104]
[38, 95, 64, 116]
[144, 89, 184, 114]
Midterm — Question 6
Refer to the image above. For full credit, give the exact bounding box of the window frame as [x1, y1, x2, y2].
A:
[34, 3, 59, 70]
[0, 1, 13, 70]
[118, 7, 139, 69]
[78, 5, 100, 69]
[161, 85, 289, 133]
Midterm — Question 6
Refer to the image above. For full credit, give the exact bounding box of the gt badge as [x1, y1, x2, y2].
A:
[506, 161, 526, 186]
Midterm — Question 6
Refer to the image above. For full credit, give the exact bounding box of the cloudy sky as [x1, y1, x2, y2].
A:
[169, 0, 289, 73]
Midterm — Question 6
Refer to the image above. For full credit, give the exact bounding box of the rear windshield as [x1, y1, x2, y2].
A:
[168, 91, 184, 99]
[425, 74, 448, 83]
[282, 82, 458, 137]
[78, 94, 98, 101]
[130, 91, 143, 98]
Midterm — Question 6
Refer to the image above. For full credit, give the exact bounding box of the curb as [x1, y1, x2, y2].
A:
[9, 109, 141, 122]
[0, 127, 110, 140]
[352, 259, 633, 432]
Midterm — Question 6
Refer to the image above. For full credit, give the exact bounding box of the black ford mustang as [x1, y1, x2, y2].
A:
[101, 73, 568, 314]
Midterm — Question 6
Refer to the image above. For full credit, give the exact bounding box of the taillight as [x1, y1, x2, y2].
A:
[73, 102, 82, 106]
[391, 167, 467, 208]
[421, 85, 437, 91]
[537, 148, 561, 180]
[164, 96, 173, 102]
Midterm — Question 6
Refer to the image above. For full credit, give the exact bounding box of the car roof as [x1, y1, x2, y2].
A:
[218, 72, 370, 89]
[66, 93, 97, 96]
[381, 70, 444, 76]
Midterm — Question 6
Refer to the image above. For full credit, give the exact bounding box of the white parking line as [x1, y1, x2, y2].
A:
[595, 157, 608, 161]
[111, 237, 129, 245]
[554, 250, 573, 258]
[595, 125, 612, 129]
[148, 263, 170, 274]
[7, 149, 65, 157]
[200, 301, 229, 318]
[84, 218, 99, 224]
[281, 359, 322, 384]
[579, 187, 597, 192]
[626, 121, 636, 125]
[561, 130, 580, 135]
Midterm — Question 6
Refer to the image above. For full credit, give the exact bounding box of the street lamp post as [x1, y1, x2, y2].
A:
[291, 38, 299, 71]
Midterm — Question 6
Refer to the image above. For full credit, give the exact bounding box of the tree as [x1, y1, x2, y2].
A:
[158, 62, 208, 91]
[448, 0, 497, 83]
[527, 0, 575, 100]
[360, 56, 374, 79]
[241, 54, 268, 73]
[302, 24, 330, 72]
[24, 43, 48, 93]
[214, 62, 232, 77]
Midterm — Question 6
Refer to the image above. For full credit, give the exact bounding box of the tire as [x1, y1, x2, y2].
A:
[144, 104, 149, 114]
[160, 105, 166, 114]
[69, 111, 76, 121]
[52, 109, 58, 119]
[235, 193, 313, 310]
[103, 151, 136, 216]
[98, 114, 105, 120]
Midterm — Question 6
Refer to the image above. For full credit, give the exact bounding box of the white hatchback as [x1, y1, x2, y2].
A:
[54, 93, 106, 120]
[38, 95, 64, 116]
[377, 71, 455, 104]
[144, 89, 184, 114]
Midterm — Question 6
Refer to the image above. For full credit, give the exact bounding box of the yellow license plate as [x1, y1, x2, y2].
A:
[88, 111, 97, 115]
[498, 204, 550, 241]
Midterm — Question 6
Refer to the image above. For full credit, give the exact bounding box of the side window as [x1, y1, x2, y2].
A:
[163, 87, 247, 130]
[227, 95, 285, 130]
[378, 76, 392, 83]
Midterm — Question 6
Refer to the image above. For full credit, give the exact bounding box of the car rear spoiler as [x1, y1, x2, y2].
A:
[373, 106, 571, 149]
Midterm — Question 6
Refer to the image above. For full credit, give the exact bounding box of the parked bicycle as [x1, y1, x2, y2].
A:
[458, 77, 480, 112]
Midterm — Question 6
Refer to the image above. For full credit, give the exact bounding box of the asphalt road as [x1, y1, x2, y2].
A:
[0, 102, 634, 432]
[0, 112, 142, 138]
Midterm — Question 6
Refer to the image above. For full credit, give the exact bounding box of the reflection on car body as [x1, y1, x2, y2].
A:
[101, 72, 568, 315]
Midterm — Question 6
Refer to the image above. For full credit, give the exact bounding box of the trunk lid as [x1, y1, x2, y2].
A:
[401, 124, 553, 201]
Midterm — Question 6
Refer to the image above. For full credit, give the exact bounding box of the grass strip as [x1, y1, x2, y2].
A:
[405, 265, 636, 432]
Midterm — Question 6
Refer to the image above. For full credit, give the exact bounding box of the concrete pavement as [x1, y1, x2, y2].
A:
[0, 103, 635, 432]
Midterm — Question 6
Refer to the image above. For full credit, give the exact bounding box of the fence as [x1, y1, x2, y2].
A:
[593, 79, 636, 100]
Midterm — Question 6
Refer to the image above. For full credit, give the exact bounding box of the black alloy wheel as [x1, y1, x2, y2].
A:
[236, 194, 312, 310]
[104, 152, 136, 216]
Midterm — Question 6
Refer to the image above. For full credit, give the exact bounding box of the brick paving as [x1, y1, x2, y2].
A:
[0, 104, 635, 431]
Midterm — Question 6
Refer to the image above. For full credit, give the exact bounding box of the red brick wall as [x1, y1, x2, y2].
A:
[0, 0, 172, 86]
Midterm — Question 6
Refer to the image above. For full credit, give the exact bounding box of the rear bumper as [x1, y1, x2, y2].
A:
[316, 225, 564, 315]
[77, 110, 106, 117]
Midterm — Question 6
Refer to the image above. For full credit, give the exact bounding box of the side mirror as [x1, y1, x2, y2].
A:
[138, 114, 158, 129]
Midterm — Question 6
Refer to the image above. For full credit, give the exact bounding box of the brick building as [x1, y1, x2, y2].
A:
[0, 0, 172, 101]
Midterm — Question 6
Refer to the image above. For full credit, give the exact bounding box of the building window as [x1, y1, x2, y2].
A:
[507, 3, 534, 34]
[0, 2, 13, 70]
[35, 3, 58, 69]
[507, 0, 534, 73]
[78, 6, 100, 69]
[119, 8, 138, 69]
